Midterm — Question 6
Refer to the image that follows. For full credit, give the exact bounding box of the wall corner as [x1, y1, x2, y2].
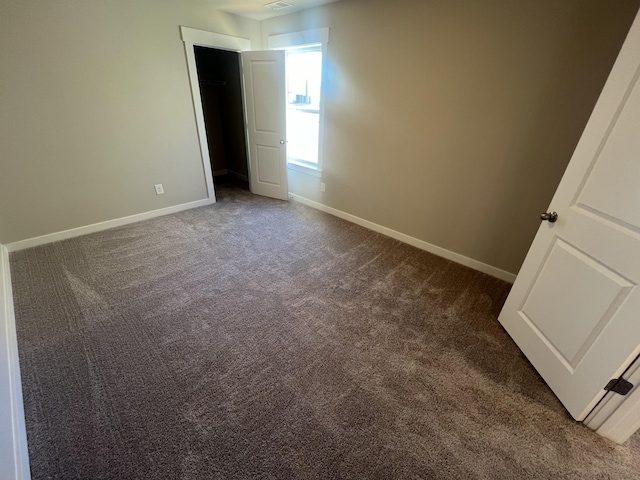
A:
[0, 245, 31, 480]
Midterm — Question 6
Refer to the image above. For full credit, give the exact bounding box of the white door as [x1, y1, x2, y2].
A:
[499, 13, 640, 421]
[241, 50, 288, 201]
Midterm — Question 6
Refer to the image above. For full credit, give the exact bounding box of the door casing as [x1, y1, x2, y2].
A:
[180, 27, 252, 202]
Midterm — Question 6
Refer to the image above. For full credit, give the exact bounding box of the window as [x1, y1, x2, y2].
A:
[285, 45, 322, 168]
[268, 28, 329, 176]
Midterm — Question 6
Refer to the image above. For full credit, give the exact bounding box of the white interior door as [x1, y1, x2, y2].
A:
[241, 50, 288, 201]
[499, 13, 640, 421]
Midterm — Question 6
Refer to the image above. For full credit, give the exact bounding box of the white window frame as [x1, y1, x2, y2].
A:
[268, 28, 329, 178]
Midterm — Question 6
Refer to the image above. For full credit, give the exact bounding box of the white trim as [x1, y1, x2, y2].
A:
[268, 28, 329, 49]
[584, 354, 640, 444]
[6, 198, 215, 252]
[289, 194, 517, 283]
[180, 27, 251, 51]
[287, 161, 323, 178]
[268, 28, 329, 177]
[179, 26, 253, 204]
[0, 245, 31, 480]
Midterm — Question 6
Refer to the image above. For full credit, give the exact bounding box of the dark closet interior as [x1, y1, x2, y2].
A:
[193, 46, 249, 192]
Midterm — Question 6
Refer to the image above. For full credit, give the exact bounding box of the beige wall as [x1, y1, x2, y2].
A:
[1, 0, 638, 274]
[0, 0, 260, 244]
[263, 0, 639, 274]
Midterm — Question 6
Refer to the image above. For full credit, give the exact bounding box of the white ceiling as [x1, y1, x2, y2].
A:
[206, 0, 342, 21]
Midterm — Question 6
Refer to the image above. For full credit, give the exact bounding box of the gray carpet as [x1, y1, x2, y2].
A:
[10, 185, 640, 479]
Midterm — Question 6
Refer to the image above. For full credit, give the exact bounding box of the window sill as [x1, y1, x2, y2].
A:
[287, 161, 323, 178]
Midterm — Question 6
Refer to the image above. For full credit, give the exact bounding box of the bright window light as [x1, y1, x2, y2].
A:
[285, 45, 322, 167]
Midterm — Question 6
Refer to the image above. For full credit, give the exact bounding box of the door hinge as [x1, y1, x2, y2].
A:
[604, 378, 634, 396]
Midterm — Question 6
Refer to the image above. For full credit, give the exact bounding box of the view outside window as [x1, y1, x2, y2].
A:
[285, 46, 322, 167]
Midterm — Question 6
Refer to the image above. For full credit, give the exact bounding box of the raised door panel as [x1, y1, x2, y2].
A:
[577, 82, 640, 229]
[250, 61, 281, 134]
[520, 239, 634, 370]
[255, 146, 281, 185]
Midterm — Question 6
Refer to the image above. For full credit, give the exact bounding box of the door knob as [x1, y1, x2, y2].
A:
[280, 139, 285, 144]
[540, 211, 558, 223]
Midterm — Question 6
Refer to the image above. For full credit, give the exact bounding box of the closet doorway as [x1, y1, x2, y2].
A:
[193, 46, 249, 194]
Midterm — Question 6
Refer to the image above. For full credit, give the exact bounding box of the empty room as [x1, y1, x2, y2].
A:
[2, 0, 640, 478]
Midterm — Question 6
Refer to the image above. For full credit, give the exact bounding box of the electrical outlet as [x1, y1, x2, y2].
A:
[320, 182, 326, 192]
[154, 184, 164, 195]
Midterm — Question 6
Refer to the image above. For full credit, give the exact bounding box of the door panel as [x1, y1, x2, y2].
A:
[498, 14, 640, 421]
[256, 146, 281, 185]
[577, 82, 640, 228]
[521, 239, 633, 369]
[241, 50, 288, 200]
[251, 62, 281, 133]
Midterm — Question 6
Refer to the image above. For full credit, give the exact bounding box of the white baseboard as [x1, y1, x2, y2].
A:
[0, 245, 31, 480]
[6, 197, 216, 252]
[228, 171, 249, 182]
[213, 170, 249, 182]
[289, 194, 517, 283]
